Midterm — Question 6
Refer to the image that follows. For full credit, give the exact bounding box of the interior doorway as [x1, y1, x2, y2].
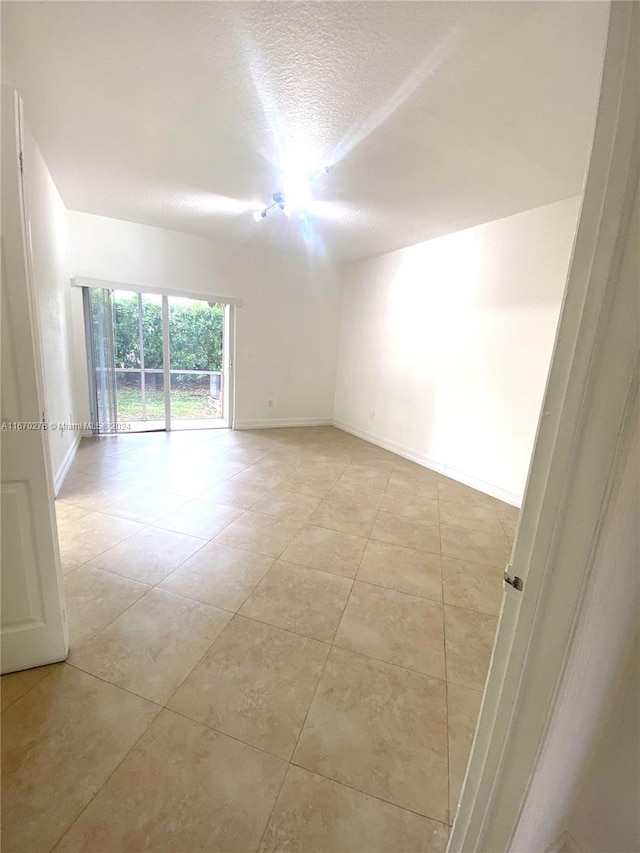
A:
[83, 287, 231, 434]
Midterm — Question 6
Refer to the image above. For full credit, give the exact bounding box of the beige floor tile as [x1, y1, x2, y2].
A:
[308, 498, 378, 537]
[444, 605, 498, 691]
[338, 462, 392, 490]
[392, 460, 441, 479]
[371, 511, 441, 554]
[252, 490, 321, 522]
[295, 460, 350, 478]
[386, 469, 439, 500]
[56, 709, 287, 853]
[223, 447, 272, 466]
[440, 523, 511, 569]
[239, 561, 352, 642]
[215, 510, 302, 557]
[64, 565, 149, 648]
[334, 581, 446, 678]
[349, 447, 399, 465]
[1, 662, 61, 712]
[55, 502, 89, 525]
[260, 765, 450, 853]
[442, 556, 504, 616]
[144, 466, 227, 498]
[437, 478, 496, 507]
[154, 499, 243, 539]
[497, 504, 520, 540]
[230, 465, 290, 490]
[37, 429, 509, 851]
[201, 457, 250, 483]
[325, 480, 384, 509]
[90, 526, 205, 585]
[71, 454, 140, 477]
[58, 511, 144, 564]
[58, 481, 139, 514]
[169, 616, 329, 759]
[1, 665, 158, 853]
[100, 487, 190, 524]
[159, 542, 273, 611]
[281, 524, 367, 578]
[357, 539, 442, 602]
[68, 588, 231, 703]
[200, 479, 268, 509]
[448, 683, 483, 821]
[60, 556, 83, 575]
[378, 491, 439, 521]
[438, 501, 504, 536]
[275, 470, 340, 497]
[293, 647, 449, 822]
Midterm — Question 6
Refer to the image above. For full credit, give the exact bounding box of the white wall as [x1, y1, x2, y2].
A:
[23, 126, 78, 489]
[67, 212, 342, 428]
[333, 197, 581, 503]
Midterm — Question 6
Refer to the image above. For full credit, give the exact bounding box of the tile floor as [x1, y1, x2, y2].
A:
[1, 426, 518, 852]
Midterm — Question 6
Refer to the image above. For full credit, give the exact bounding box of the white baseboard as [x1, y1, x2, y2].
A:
[333, 419, 522, 507]
[234, 418, 333, 430]
[53, 433, 81, 496]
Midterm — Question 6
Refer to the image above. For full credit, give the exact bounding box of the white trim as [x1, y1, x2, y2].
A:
[162, 294, 171, 430]
[71, 276, 243, 308]
[52, 432, 81, 496]
[234, 418, 333, 430]
[225, 304, 236, 429]
[449, 4, 639, 850]
[333, 419, 522, 506]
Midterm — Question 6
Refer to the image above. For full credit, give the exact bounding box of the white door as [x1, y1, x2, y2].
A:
[1, 87, 68, 673]
[448, 3, 639, 849]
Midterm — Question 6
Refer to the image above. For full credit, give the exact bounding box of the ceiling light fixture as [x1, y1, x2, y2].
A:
[252, 166, 331, 221]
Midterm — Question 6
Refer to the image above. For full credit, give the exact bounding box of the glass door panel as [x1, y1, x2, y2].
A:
[167, 296, 226, 430]
[85, 287, 117, 433]
[112, 290, 165, 432]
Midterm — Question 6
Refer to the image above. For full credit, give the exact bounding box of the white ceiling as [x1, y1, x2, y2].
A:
[2, 1, 609, 265]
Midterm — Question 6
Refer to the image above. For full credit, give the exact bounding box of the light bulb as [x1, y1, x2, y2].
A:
[252, 210, 263, 222]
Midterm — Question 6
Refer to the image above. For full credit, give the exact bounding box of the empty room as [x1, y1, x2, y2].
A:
[2, 2, 638, 853]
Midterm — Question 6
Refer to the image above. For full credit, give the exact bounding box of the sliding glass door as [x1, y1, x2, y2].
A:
[112, 290, 165, 431]
[84, 287, 230, 434]
[168, 296, 225, 431]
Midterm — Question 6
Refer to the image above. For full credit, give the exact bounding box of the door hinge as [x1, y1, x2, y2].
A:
[504, 564, 524, 592]
[19, 150, 24, 174]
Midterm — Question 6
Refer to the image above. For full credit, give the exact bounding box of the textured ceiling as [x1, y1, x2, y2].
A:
[2, 1, 609, 265]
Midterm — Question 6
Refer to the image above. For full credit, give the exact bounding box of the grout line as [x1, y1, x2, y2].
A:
[352, 575, 444, 606]
[0, 663, 62, 715]
[50, 694, 163, 852]
[287, 761, 452, 828]
[232, 611, 333, 649]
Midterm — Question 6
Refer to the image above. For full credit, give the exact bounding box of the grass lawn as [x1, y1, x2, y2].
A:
[116, 388, 221, 420]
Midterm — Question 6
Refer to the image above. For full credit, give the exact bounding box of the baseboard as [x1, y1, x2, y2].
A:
[333, 419, 522, 507]
[234, 418, 333, 430]
[53, 433, 81, 496]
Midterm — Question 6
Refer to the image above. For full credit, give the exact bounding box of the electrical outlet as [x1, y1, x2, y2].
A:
[267, 400, 273, 408]
[369, 410, 375, 421]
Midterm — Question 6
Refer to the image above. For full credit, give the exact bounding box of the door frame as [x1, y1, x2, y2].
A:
[449, 3, 639, 849]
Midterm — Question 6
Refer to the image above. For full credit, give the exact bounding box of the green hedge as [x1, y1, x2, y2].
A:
[112, 295, 223, 372]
